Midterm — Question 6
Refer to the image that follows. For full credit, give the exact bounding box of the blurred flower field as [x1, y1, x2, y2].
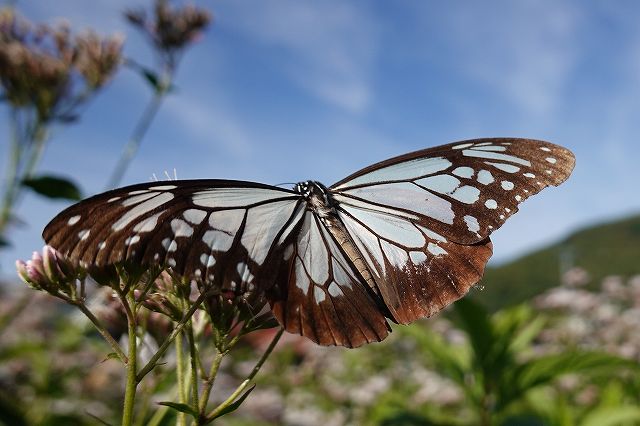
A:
[1, 1, 640, 425]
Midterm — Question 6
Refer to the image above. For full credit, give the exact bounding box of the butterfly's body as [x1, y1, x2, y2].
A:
[43, 138, 575, 347]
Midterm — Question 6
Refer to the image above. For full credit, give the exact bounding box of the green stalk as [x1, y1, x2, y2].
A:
[137, 289, 210, 382]
[76, 301, 128, 363]
[198, 350, 223, 416]
[122, 292, 139, 426]
[187, 323, 200, 410]
[0, 111, 23, 235]
[204, 327, 284, 423]
[175, 332, 187, 426]
[105, 64, 173, 189]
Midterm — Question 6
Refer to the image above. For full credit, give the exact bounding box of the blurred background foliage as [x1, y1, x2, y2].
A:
[1, 1, 640, 425]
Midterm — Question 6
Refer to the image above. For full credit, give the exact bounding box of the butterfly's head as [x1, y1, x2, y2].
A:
[294, 180, 335, 213]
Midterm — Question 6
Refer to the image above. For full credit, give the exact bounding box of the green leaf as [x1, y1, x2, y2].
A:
[22, 175, 82, 200]
[209, 384, 256, 421]
[515, 351, 639, 394]
[400, 325, 469, 388]
[582, 406, 640, 426]
[157, 402, 198, 418]
[453, 298, 494, 364]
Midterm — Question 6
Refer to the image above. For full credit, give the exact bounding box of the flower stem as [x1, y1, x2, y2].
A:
[187, 323, 200, 410]
[76, 300, 128, 363]
[122, 292, 139, 426]
[105, 67, 171, 189]
[136, 289, 210, 382]
[175, 332, 187, 426]
[198, 350, 223, 416]
[204, 327, 284, 423]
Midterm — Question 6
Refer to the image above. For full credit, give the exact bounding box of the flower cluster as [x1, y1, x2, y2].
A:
[0, 8, 122, 123]
[125, 0, 211, 66]
[535, 273, 640, 360]
[16, 246, 82, 297]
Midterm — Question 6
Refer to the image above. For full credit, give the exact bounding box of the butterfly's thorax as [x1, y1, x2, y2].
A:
[295, 180, 381, 297]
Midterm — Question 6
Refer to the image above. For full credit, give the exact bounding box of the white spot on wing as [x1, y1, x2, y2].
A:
[427, 242, 447, 256]
[417, 225, 447, 243]
[112, 192, 174, 231]
[462, 149, 532, 166]
[485, 199, 498, 209]
[416, 175, 480, 204]
[314, 286, 326, 303]
[78, 229, 90, 240]
[283, 244, 294, 261]
[524, 173, 535, 178]
[295, 257, 310, 294]
[453, 142, 473, 149]
[327, 282, 343, 297]
[125, 235, 140, 245]
[501, 181, 514, 190]
[470, 145, 507, 152]
[133, 212, 162, 233]
[410, 251, 427, 264]
[122, 192, 159, 206]
[68, 215, 81, 225]
[183, 209, 207, 225]
[477, 170, 494, 185]
[452, 166, 474, 178]
[171, 219, 194, 238]
[339, 182, 451, 223]
[464, 215, 480, 236]
[486, 162, 520, 173]
[540, 147, 551, 152]
[515, 195, 523, 201]
[192, 187, 291, 208]
[149, 185, 177, 190]
[335, 157, 452, 189]
[299, 217, 329, 284]
[241, 201, 298, 264]
[546, 157, 557, 164]
[342, 206, 425, 247]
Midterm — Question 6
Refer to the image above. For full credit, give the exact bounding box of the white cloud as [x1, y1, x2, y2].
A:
[219, 0, 378, 113]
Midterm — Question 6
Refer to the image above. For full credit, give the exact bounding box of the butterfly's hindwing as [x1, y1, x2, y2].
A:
[267, 211, 390, 348]
[337, 203, 493, 323]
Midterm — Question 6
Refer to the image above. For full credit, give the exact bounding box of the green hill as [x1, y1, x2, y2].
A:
[472, 213, 640, 311]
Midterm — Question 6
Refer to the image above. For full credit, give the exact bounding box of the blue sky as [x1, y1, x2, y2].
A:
[2, 0, 640, 276]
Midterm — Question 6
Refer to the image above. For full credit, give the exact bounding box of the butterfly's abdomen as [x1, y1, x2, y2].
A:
[296, 180, 381, 299]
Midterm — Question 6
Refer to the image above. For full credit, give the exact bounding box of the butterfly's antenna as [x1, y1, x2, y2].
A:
[162, 169, 178, 181]
[275, 182, 296, 188]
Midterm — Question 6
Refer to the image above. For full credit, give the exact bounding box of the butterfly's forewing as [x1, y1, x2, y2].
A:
[330, 138, 575, 324]
[267, 212, 390, 348]
[43, 180, 304, 292]
[332, 138, 575, 244]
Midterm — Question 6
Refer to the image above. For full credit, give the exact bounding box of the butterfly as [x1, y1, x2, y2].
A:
[43, 138, 575, 348]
